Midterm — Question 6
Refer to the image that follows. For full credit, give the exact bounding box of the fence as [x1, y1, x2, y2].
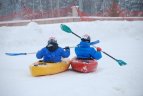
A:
[0, 0, 143, 21]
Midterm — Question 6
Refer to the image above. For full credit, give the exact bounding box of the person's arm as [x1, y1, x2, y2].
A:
[61, 47, 70, 58]
[90, 48, 102, 60]
[36, 48, 45, 59]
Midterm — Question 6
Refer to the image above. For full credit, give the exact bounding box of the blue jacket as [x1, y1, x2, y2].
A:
[36, 47, 70, 62]
[75, 41, 102, 60]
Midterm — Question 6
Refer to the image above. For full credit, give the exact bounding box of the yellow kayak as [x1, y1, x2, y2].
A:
[30, 60, 70, 76]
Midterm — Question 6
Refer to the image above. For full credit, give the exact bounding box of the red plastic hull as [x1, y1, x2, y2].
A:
[70, 59, 98, 73]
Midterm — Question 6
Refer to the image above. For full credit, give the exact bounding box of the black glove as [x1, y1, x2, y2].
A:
[64, 46, 70, 50]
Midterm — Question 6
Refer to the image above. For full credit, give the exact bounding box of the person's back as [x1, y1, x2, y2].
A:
[75, 34, 102, 60]
[36, 37, 70, 63]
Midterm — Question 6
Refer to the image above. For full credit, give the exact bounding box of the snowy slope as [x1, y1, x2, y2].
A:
[0, 21, 143, 96]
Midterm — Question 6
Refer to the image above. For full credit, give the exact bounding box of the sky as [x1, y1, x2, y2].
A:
[0, 21, 143, 96]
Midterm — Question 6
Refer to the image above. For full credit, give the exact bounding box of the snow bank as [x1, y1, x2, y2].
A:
[0, 21, 143, 96]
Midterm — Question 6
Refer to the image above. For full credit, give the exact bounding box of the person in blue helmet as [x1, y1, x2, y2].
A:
[75, 34, 102, 60]
[36, 37, 70, 63]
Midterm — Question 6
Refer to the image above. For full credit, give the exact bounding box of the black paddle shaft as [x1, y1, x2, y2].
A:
[72, 32, 82, 39]
[102, 51, 117, 61]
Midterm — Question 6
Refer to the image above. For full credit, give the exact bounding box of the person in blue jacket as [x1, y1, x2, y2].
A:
[75, 34, 102, 60]
[36, 37, 70, 63]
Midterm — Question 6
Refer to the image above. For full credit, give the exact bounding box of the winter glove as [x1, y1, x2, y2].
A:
[64, 46, 70, 50]
[96, 47, 102, 51]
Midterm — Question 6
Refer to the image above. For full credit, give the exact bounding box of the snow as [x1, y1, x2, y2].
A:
[0, 21, 143, 96]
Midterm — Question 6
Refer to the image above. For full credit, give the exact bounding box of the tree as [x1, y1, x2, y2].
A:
[0, 2, 2, 9]
[108, 0, 123, 17]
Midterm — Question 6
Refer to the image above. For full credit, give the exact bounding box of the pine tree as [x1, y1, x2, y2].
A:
[108, 0, 122, 17]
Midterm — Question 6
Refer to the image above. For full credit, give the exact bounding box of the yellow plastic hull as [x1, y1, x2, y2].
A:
[30, 60, 70, 76]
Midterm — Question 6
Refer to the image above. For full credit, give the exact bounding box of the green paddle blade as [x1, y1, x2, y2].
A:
[116, 59, 127, 66]
[60, 24, 73, 33]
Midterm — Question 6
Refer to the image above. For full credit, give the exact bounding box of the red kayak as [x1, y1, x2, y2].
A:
[70, 58, 98, 73]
